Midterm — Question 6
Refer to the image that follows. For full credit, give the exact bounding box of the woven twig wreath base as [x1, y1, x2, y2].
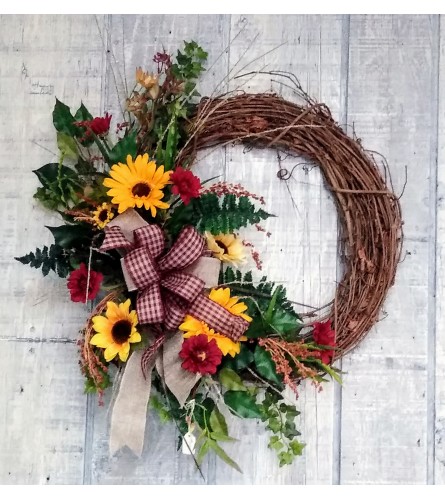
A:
[178, 93, 403, 358]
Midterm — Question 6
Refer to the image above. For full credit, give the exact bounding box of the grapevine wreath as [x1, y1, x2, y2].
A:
[16, 42, 402, 472]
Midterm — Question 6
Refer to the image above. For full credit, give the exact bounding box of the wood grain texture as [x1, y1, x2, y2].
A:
[0, 14, 106, 485]
[0, 14, 107, 341]
[339, 15, 438, 484]
[435, 17, 445, 485]
[0, 342, 87, 484]
[1, 13, 442, 485]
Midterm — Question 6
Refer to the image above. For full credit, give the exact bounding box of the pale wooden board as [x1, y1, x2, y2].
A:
[211, 14, 344, 484]
[339, 15, 438, 484]
[0, 14, 107, 341]
[435, 18, 445, 484]
[0, 14, 108, 485]
[0, 341, 87, 484]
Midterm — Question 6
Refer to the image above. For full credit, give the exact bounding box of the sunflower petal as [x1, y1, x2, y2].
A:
[104, 343, 121, 361]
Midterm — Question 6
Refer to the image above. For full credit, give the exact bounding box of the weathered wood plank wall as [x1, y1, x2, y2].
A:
[0, 14, 443, 484]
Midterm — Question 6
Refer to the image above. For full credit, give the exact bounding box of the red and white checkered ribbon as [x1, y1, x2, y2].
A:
[101, 224, 249, 341]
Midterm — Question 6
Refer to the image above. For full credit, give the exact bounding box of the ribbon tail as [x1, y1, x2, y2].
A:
[156, 332, 200, 408]
[109, 351, 155, 457]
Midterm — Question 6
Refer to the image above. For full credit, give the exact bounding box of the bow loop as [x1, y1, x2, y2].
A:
[158, 226, 205, 272]
[161, 272, 204, 304]
[125, 247, 160, 290]
[133, 225, 164, 258]
[101, 226, 134, 252]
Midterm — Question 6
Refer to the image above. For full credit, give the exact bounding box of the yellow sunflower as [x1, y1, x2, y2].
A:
[179, 288, 252, 357]
[92, 202, 114, 229]
[103, 154, 171, 216]
[209, 287, 252, 323]
[90, 299, 141, 362]
[205, 232, 247, 267]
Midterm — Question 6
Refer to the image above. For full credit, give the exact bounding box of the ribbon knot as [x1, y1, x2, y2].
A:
[101, 221, 249, 341]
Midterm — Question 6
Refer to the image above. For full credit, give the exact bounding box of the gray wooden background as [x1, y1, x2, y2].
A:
[0, 14, 444, 485]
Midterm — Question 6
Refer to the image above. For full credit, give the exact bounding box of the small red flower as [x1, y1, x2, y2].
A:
[179, 334, 223, 375]
[170, 167, 202, 205]
[67, 263, 103, 303]
[89, 113, 112, 136]
[312, 320, 336, 364]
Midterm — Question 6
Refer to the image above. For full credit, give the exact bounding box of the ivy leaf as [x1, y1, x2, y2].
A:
[218, 368, 247, 392]
[223, 390, 262, 419]
[57, 133, 79, 160]
[207, 440, 242, 473]
[46, 224, 93, 249]
[289, 440, 306, 456]
[53, 98, 77, 137]
[209, 407, 229, 436]
[278, 450, 294, 467]
[254, 345, 284, 386]
[108, 130, 138, 165]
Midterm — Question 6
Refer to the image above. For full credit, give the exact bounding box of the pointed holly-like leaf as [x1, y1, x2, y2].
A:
[53, 98, 77, 137]
[108, 130, 138, 165]
[74, 102, 93, 122]
[223, 390, 262, 419]
[46, 224, 93, 249]
[254, 345, 284, 386]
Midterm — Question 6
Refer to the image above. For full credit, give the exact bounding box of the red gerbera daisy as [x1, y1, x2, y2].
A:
[312, 320, 336, 364]
[170, 166, 202, 205]
[88, 113, 112, 136]
[179, 334, 223, 375]
[67, 263, 103, 303]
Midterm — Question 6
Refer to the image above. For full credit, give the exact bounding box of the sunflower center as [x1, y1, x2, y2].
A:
[111, 319, 132, 344]
[215, 240, 229, 254]
[98, 209, 109, 222]
[197, 351, 207, 361]
[132, 182, 151, 197]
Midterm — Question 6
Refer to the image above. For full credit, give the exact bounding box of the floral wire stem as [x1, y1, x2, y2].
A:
[85, 246, 93, 304]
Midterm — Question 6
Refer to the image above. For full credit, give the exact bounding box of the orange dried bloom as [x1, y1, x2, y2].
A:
[258, 338, 319, 394]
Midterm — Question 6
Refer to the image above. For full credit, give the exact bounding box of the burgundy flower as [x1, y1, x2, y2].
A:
[153, 51, 172, 67]
[312, 320, 336, 364]
[89, 113, 112, 136]
[170, 167, 202, 205]
[67, 263, 103, 303]
[179, 334, 223, 375]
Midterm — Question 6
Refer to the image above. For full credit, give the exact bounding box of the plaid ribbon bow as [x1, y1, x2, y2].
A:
[101, 223, 249, 342]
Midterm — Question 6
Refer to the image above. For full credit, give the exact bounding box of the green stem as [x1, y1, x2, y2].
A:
[92, 133, 110, 164]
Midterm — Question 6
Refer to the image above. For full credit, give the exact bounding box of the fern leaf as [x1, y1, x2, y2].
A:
[194, 194, 273, 234]
[15, 244, 71, 278]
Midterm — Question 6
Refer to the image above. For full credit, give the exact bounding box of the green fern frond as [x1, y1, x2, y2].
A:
[167, 193, 273, 236]
[15, 244, 71, 278]
[219, 267, 299, 319]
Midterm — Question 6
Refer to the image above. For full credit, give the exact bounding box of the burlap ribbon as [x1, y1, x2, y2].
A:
[103, 210, 246, 456]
